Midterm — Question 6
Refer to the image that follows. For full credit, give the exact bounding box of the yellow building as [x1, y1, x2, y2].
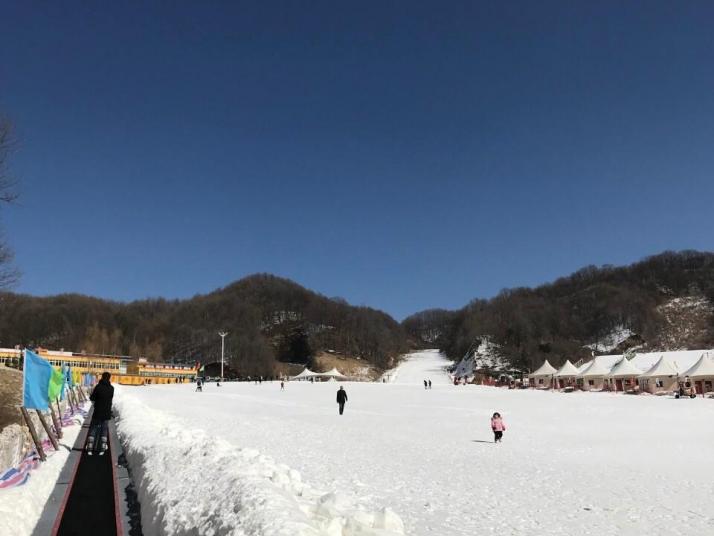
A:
[0, 347, 197, 385]
[120, 358, 197, 385]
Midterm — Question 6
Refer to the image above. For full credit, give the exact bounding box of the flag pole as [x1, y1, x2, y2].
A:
[35, 410, 59, 451]
[50, 399, 63, 439]
[20, 407, 46, 462]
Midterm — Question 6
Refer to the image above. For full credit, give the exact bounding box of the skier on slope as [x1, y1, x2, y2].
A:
[491, 412, 506, 443]
[281, 381, 285, 390]
[423, 379, 428, 389]
[87, 372, 114, 455]
[336, 386, 348, 415]
[428, 379, 432, 389]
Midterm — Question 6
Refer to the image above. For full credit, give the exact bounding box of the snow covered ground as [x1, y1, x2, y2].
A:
[0, 409, 85, 536]
[117, 350, 714, 535]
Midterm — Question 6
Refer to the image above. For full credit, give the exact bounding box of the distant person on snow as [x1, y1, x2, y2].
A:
[216, 379, 221, 387]
[87, 372, 114, 455]
[424, 379, 428, 389]
[491, 412, 506, 443]
[336, 386, 348, 415]
[428, 379, 432, 389]
[196, 379, 203, 392]
[281, 381, 285, 390]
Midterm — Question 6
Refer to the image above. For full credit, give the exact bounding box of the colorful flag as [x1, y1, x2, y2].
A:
[22, 350, 52, 411]
[60, 364, 66, 401]
[48, 366, 64, 402]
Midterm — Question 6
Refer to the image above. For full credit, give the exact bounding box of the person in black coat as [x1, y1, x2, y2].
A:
[336, 386, 348, 415]
[87, 372, 114, 454]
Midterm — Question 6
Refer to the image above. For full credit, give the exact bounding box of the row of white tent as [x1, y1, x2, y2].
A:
[290, 367, 348, 381]
[529, 349, 714, 393]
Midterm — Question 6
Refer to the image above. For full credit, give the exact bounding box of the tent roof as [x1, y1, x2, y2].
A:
[578, 357, 610, 378]
[682, 354, 714, 378]
[554, 360, 580, 377]
[639, 356, 679, 378]
[607, 357, 643, 378]
[576, 360, 592, 374]
[529, 360, 557, 377]
[319, 367, 347, 378]
[292, 368, 318, 379]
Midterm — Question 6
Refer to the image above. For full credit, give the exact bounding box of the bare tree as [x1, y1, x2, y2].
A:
[0, 116, 19, 288]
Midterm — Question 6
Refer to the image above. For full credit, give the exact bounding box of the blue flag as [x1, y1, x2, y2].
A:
[22, 350, 51, 411]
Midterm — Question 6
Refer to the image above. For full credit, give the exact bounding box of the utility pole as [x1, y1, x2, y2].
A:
[218, 331, 228, 381]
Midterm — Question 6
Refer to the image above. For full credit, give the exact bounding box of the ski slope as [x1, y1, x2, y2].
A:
[116, 350, 714, 535]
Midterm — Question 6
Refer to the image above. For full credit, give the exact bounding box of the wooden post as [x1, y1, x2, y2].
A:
[35, 410, 59, 451]
[20, 407, 46, 461]
[65, 388, 75, 413]
[50, 402, 63, 439]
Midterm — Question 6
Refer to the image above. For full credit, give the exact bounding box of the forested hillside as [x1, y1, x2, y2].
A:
[0, 274, 407, 375]
[404, 251, 714, 372]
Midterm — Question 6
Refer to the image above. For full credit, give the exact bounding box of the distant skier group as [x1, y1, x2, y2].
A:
[423, 379, 432, 389]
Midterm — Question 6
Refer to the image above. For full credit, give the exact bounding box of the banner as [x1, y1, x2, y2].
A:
[22, 350, 52, 411]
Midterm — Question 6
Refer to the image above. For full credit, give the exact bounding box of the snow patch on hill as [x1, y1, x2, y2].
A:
[115, 394, 404, 536]
[584, 326, 634, 353]
[453, 338, 509, 377]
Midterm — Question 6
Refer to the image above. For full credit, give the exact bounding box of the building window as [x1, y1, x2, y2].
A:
[588, 380, 594, 386]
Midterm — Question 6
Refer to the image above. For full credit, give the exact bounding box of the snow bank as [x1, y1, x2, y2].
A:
[0, 412, 84, 536]
[114, 393, 404, 536]
[0, 424, 25, 471]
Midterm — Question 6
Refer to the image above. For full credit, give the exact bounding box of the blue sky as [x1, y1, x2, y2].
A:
[1, 2, 713, 319]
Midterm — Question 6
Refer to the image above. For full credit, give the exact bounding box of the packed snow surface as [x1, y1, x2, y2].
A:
[119, 350, 714, 535]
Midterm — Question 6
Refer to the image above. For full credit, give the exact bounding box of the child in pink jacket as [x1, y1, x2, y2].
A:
[491, 412, 506, 443]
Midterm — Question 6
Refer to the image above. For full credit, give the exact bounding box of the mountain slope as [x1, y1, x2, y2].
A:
[0, 274, 407, 375]
[404, 250, 714, 371]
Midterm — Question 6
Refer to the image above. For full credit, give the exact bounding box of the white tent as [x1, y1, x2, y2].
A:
[682, 354, 714, 395]
[579, 357, 610, 378]
[554, 360, 580, 389]
[578, 357, 610, 391]
[554, 360, 580, 377]
[607, 357, 643, 379]
[529, 360, 556, 388]
[320, 367, 347, 379]
[681, 354, 714, 378]
[529, 360, 557, 377]
[638, 355, 680, 394]
[291, 368, 319, 381]
[639, 356, 679, 378]
[606, 357, 643, 392]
